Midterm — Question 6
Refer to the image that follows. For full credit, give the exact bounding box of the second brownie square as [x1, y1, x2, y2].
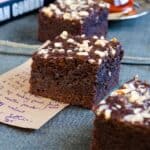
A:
[92, 77, 150, 150]
[38, 0, 109, 42]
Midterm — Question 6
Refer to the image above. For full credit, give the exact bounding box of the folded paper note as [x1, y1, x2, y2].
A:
[0, 59, 68, 129]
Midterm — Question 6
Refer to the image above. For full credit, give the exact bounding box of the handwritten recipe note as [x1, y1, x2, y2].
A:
[0, 59, 68, 129]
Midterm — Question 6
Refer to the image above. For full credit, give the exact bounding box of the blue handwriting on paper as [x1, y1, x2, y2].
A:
[4, 114, 30, 123]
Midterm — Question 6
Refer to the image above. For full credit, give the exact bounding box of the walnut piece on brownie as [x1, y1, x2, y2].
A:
[38, 0, 109, 41]
[30, 31, 123, 108]
[92, 76, 150, 150]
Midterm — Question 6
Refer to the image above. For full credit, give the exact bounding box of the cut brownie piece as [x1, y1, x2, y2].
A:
[38, 0, 109, 42]
[30, 31, 123, 108]
[92, 76, 150, 150]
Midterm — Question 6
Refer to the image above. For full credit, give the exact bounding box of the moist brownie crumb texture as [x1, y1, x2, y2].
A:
[30, 31, 123, 108]
[92, 76, 150, 150]
[38, 0, 109, 41]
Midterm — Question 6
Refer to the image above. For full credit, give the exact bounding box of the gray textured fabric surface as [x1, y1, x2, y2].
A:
[0, 12, 150, 150]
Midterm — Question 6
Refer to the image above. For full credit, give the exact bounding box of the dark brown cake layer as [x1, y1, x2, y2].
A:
[38, 0, 109, 41]
[30, 31, 123, 108]
[92, 77, 150, 149]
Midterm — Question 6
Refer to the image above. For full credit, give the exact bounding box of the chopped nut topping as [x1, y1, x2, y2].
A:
[111, 89, 130, 96]
[96, 105, 108, 116]
[77, 51, 89, 56]
[111, 37, 118, 43]
[79, 11, 89, 17]
[104, 109, 112, 120]
[83, 40, 90, 44]
[55, 8, 63, 15]
[67, 38, 75, 44]
[42, 8, 53, 17]
[100, 100, 106, 105]
[63, 13, 71, 20]
[44, 54, 49, 59]
[111, 49, 116, 56]
[93, 35, 98, 39]
[127, 91, 140, 103]
[116, 104, 121, 109]
[49, 4, 58, 10]
[66, 56, 73, 59]
[38, 49, 49, 55]
[94, 50, 105, 57]
[81, 34, 86, 38]
[124, 114, 143, 123]
[57, 49, 65, 54]
[133, 108, 141, 114]
[109, 46, 116, 56]
[95, 39, 107, 47]
[67, 49, 73, 54]
[98, 59, 102, 65]
[78, 42, 90, 52]
[117, 89, 127, 95]
[99, 2, 110, 8]
[100, 36, 105, 40]
[88, 59, 96, 64]
[71, 11, 81, 19]
[60, 31, 68, 39]
[54, 42, 63, 48]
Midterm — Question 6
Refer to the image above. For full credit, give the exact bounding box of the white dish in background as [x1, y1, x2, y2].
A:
[108, 0, 150, 20]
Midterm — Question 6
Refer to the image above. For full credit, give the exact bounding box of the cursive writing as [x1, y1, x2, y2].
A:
[4, 114, 30, 123]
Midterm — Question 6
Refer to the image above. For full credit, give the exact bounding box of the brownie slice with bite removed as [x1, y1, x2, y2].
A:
[92, 76, 150, 150]
[38, 0, 109, 42]
[30, 31, 123, 108]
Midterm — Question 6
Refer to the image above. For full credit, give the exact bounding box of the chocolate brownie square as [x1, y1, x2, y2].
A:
[92, 76, 150, 150]
[30, 31, 123, 108]
[38, 0, 109, 42]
